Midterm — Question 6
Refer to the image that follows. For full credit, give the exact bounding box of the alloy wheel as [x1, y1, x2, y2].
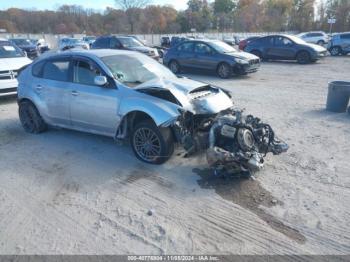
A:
[133, 127, 162, 162]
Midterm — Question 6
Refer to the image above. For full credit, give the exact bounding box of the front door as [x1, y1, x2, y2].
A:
[69, 58, 120, 136]
[267, 36, 296, 60]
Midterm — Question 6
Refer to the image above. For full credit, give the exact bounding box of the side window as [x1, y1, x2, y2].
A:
[275, 37, 292, 46]
[32, 60, 45, 77]
[177, 42, 194, 52]
[340, 34, 350, 39]
[110, 38, 121, 49]
[194, 43, 212, 54]
[260, 37, 273, 45]
[93, 38, 109, 49]
[74, 60, 102, 86]
[42, 60, 70, 82]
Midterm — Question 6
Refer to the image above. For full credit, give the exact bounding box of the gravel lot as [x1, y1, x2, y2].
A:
[0, 56, 349, 255]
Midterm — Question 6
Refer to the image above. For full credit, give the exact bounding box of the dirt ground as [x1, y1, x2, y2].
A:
[0, 56, 349, 255]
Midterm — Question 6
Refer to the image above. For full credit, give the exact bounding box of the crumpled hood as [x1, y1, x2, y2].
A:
[224, 51, 259, 60]
[135, 77, 233, 114]
[304, 43, 327, 52]
[0, 57, 32, 71]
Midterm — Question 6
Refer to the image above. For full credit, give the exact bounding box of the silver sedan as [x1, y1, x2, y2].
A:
[17, 49, 287, 173]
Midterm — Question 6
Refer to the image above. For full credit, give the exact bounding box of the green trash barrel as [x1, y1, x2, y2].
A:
[326, 81, 350, 113]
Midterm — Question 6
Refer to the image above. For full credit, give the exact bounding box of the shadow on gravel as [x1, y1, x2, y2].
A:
[193, 168, 306, 244]
[0, 95, 17, 105]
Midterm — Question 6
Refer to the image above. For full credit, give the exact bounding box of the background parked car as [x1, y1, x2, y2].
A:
[30, 38, 50, 53]
[238, 36, 261, 50]
[327, 32, 350, 56]
[245, 34, 327, 64]
[82, 36, 96, 48]
[297, 31, 329, 46]
[163, 39, 260, 78]
[0, 39, 32, 96]
[9, 38, 39, 59]
[223, 36, 240, 46]
[161, 36, 171, 48]
[59, 38, 89, 50]
[92, 35, 159, 60]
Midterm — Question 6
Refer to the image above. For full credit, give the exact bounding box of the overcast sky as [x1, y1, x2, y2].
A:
[0, 0, 189, 11]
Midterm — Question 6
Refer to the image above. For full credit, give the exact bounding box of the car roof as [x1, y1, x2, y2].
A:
[37, 49, 138, 61]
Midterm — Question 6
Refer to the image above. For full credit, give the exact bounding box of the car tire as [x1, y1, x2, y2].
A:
[317, 40, 325, 46]
[159, 50, 164, 58]
[131, 120, 174, 165]
[19, 100, 47, 134]
[169, 60, 181, 74]
[217, 63, 232, 79]
[296, 51, 311, 64]
[330, 46, 341, 56]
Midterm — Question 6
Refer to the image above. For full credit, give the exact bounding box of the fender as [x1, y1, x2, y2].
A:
[118, 96, 182, 127]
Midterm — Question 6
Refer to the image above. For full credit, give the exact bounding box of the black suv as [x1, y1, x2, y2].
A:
[92, 35, 159, 60]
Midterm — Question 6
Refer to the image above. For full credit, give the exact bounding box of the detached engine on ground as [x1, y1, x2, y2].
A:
[175, 109, 289, 176]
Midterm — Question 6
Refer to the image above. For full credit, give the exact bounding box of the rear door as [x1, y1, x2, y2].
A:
[39, 57, 72, 126]
[340, 34, 350, 52]
[174, 42, 195, 68]
[191, 42, 217, 70]
[69, 57, 120, 136]
[267, 36, 296, 60]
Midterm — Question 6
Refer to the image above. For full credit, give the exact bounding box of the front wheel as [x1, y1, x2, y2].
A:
[131, 120, 174, 165]
[296, 51, 311, 64]
[217, 63, 232, 79]
[19, 101, 47, 134]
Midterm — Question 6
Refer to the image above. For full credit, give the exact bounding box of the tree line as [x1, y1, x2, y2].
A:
[0, 0, 349, 35]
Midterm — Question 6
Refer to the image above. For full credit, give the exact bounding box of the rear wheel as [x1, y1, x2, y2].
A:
[131, 120, 174, 165]
[217, 63, 232, 79]
[169, 60, 181, 74]
[330, 46, 341, 56]
[296, 51, 311, 64]
[19, 101, 47, 134]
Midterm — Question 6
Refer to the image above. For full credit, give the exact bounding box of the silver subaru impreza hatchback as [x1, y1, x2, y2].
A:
[17, 49, 287, 175]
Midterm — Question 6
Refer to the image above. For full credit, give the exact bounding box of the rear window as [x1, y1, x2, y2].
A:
[340, 34, 350, 39]
[42, 60, 70, 82]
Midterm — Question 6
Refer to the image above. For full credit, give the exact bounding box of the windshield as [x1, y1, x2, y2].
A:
[101, 54, 176, 87]
[288, 35, 307, 44]
[12, 39, 32, 46]
[0, 42, 25, 58]
[209, 41, 238, 53]
[118, 37, 143, 48]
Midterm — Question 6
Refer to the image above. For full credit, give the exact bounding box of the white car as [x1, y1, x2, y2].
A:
[297, 31, 329, 46]
[0, 39, 32, 97]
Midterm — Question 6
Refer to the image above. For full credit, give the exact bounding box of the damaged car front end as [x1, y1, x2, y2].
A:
[131, 76, 288, 176]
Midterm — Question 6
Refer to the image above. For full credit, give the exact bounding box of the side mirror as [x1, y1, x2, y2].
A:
[94, 76, 108, 86]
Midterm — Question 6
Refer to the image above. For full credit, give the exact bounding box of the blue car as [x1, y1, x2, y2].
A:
[245, 34, 327, 64]
[163, 39, 260, 78]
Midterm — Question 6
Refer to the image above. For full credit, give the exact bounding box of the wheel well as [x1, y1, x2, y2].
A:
[18, 98, 35, 106]
[125, 111, 155, 131]
[296, 50, 310, 58]
[216, 62, 229, 71]
[251, 49, 262, 56]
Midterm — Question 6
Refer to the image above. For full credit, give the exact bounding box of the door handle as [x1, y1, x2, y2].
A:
[35, 85, 43, 90]
[71, 91, 79, 96]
